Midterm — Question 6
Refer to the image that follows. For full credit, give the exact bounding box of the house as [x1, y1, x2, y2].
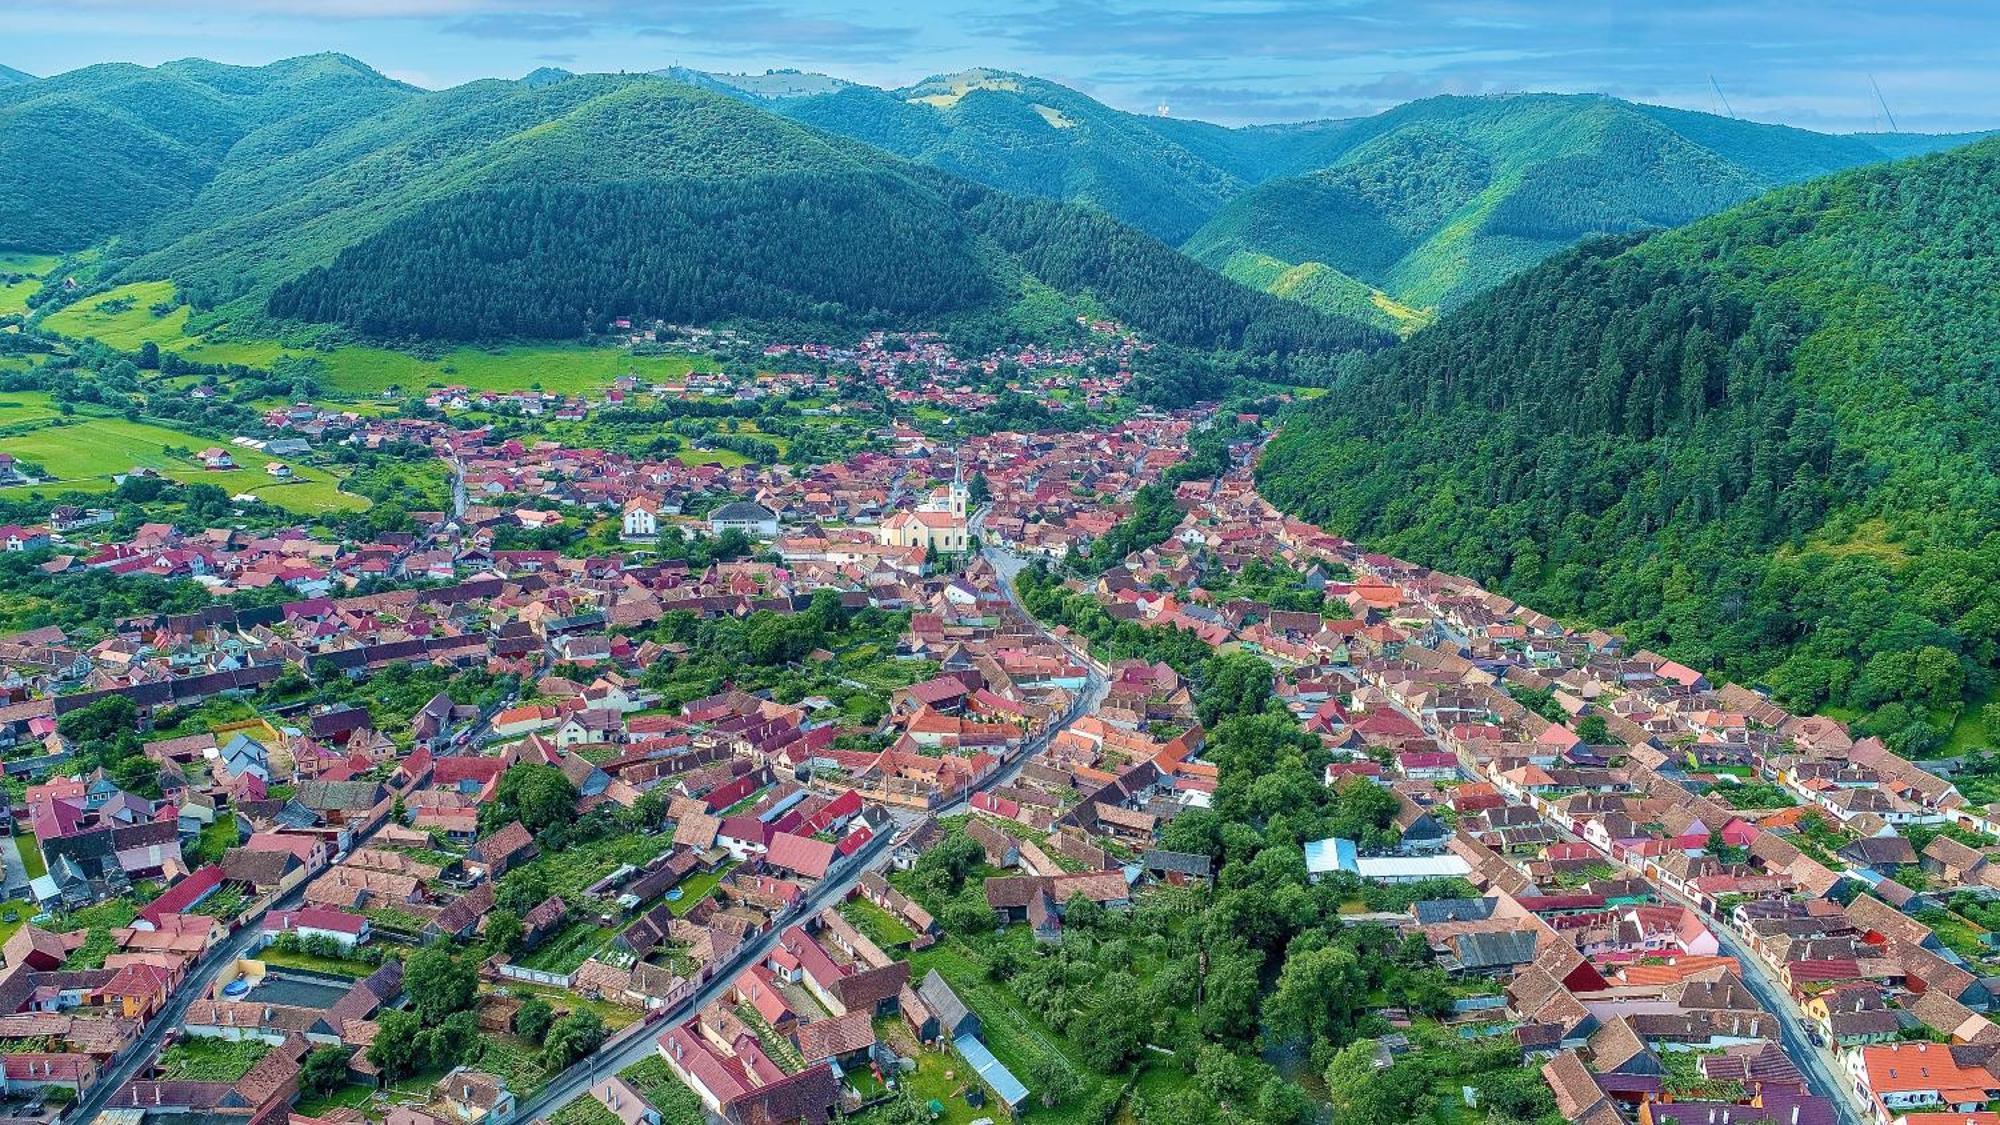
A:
[262, 906, 370, 949]
[900, 968, 978, 1044]
[709, 500, 780, 539]
[590, 1076, 660, 1125]
[436, 1068, 516, 1125]
[622, 497, 661, 541]
[197, 448, 236, 470]
[1850, 1042, 2000, 1123]
[469, 821, 537, 878]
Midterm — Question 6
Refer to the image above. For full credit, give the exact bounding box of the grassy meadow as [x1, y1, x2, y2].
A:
[0, 400, 367, 513]
[38, 281, 716, 397]
[0, 251, 59, 318]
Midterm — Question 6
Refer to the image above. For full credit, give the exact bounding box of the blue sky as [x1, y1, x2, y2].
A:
[10, 1, 1998, 132]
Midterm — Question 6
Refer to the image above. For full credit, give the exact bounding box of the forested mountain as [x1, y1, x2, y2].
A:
[752, 69, 1266, 244]
[1185, 94, 1982, 323]
[0, 65, 34, 87]
[1258, 137, 2000, 753]
[8, 58, 1381, 353]
[12, 54, 1984, 357]
[0, 53, 413, 249]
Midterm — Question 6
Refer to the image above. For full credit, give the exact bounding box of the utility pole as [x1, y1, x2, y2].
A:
[1709, 75, 1736, 119]
[1869, 74, 1900, 132]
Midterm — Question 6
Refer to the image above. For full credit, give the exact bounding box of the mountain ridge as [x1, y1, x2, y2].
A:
[1257, 136, 2000, 744]
[7, 58, 1386, 357]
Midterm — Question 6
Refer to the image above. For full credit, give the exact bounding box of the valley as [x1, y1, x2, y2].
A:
[0, 35, 1996, 1125]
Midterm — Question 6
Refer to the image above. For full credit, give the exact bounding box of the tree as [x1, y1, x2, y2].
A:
[496, 865, 552, 915]
[1196, 940, 1264, 1043]
[1029, 1054, 1079, 1108]
[484, 909, 524, 957]
[368, 1010, 425, 1079]
[488, 762, 577, 834]
[1062, 893, 1105, 931]
[514, 997, 556, 1043]
[1576, 714, 1609, 744]
[57, 694, 138, 746]
[1073, 972, 1149, 1072]
[1199, 652, 1276, 726]
[404, 948, 477, 1025]
[1263, 944, 1365, 1060]
[542, 1009, 607, 1068]
[301, 1044, 351, 1095]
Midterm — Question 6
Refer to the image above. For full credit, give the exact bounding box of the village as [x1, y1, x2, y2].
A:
[0, 339, 1996, 1125]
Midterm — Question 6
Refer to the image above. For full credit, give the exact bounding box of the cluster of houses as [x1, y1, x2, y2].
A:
[1036, 451, 2000, 1125]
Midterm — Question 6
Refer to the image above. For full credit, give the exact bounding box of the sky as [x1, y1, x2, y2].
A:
[9, 0, 1999, 133]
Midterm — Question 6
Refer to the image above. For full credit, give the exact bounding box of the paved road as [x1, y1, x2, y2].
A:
[510, 827, 898, 1123]
[522, 539, 1111, 1120]
[1615, 862, 1868, 1125]
[69, 702, 500, 1123]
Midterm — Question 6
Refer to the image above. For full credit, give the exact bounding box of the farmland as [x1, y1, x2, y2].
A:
[35, 281, 718, 398]
[0, 400, 368, 513]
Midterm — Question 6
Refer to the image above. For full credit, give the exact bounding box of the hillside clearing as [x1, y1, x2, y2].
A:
[0, 412, 367, 512]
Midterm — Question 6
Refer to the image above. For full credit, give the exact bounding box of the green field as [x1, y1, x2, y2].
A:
[0, 391, 61, 431]
[38, 281, 716, 397]
[0, 408, 367, 512]
[0, 252, 58, 318]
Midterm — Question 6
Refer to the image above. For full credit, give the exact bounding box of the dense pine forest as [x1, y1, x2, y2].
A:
[268, 169, 1390, 353]
[1258, 137, 2000, 753]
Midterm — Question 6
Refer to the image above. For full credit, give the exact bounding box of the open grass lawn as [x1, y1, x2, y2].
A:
[0, 252, 59, 275]
[1941, 686, 1995, 757]
[901, 936, 1115, 1123]
[841, 896, 917, 947]
[290, 1080, 378, 1116]
[255, 946, 378, 978]
[0, 898, 36, 947]
[13, 831, 46, 879]
[666, 863, 734, 917]
[674, 446, 752, 468]
[39, 282, 715, 398]
[494, 981, 641, 1030]
[54, 898, 138, 970]
[476, 1035, 553, 1099]
[517, 920, 614, 974]
[548, 1099, 621, 1125]
[0, 252, 58, 318]
[0, 391, 62, 432]
[618, 1056, 710, 1125]
[517, 831, 672, 906]
[158, 1037, 269, 1082]
[0, 412, 367, 512]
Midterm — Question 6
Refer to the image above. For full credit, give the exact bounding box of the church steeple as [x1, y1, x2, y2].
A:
[948, 447, 968, 519]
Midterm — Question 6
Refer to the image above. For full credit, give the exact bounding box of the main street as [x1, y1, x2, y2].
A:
[521, 539, 1112, 1119]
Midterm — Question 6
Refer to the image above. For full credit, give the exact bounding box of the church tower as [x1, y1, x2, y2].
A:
[948, 447, 969, 519]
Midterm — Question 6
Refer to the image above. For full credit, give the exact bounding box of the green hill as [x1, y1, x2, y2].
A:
[1257, 137, 2000, 750]
[13, 59, 1381, 355]
[748, 68, 1265, 244]
[0, 53, 412, 250]
[0, 65, 34, 87]
[1186, 93, 1983, 319]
